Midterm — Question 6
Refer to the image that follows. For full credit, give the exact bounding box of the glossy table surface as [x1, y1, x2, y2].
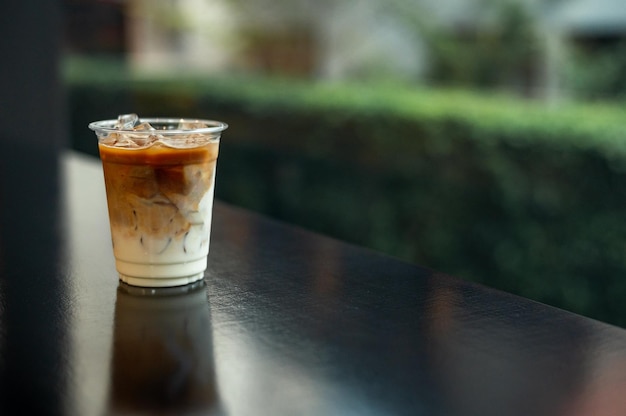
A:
[1, 146, 626, 415]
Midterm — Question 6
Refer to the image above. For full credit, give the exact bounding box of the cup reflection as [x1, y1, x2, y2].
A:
[108, 281, 222, 415]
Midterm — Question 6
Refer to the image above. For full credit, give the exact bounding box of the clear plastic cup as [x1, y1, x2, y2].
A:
[89, 116, 228, 287]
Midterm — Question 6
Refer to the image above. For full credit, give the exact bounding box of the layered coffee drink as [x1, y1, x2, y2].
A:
[90, 115, 227, 287]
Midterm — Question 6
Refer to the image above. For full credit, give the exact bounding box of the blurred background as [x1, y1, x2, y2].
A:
[62, 0, 626, 326]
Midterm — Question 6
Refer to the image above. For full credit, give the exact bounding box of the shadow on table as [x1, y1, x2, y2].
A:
[107, 280, 223, 415]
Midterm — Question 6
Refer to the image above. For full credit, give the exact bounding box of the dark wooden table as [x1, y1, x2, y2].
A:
[1, 145, 626, 416]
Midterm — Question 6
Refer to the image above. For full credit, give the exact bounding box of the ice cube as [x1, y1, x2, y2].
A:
[115, 113, 140, 129]
[113, 136, 144, 148]
[132, 122, 155, 131]
[178, 120, 208, 130]
[126, 122, 159, 147]
[113, 117, 160, 147]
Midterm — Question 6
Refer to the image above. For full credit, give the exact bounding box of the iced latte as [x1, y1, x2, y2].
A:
[89, 115, 227, 287]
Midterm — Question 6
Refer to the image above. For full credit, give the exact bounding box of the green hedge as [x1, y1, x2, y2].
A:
[66, 71, 626, 327]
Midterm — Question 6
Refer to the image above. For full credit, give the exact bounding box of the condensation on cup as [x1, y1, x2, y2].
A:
[89, 114, 228, 287]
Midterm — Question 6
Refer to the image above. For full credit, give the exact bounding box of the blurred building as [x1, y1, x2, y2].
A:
[121, 0, 426, 80]
[63, 0, 626, 97]
[557, 0, 626, 40]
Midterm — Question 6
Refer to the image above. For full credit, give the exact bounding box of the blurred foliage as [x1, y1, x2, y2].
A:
[66, 66, 626, 327]
[565, 41, 626, 101]
[386, 0, 542, 92]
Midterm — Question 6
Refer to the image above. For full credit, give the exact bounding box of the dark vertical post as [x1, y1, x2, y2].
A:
[0, 1, 69, 415]
[0, 0, 65, 150]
